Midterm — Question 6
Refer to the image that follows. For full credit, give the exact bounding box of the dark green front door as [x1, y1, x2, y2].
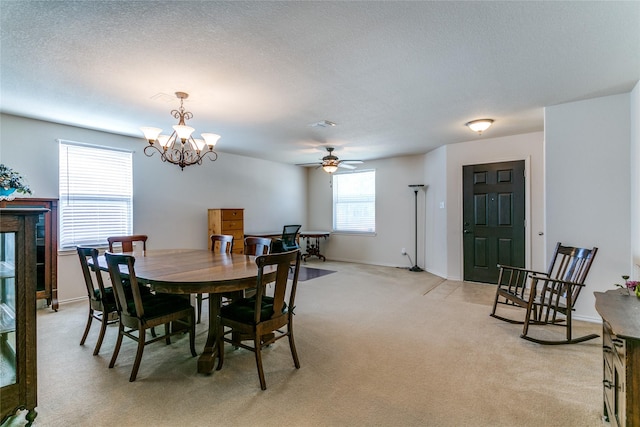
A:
[463, 161, 525, 283]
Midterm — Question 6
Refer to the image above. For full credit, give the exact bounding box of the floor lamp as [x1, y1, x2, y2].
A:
[408, 184, 425, 272]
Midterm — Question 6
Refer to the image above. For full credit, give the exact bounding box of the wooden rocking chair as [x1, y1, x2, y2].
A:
[490, 242, 598, 345]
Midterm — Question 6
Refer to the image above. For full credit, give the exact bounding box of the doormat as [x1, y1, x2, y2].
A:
[290, 266, 336, 282]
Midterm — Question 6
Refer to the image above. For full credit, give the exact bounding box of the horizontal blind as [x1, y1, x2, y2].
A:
[59, 141, 133, 249]
[333, 170, 375, 233]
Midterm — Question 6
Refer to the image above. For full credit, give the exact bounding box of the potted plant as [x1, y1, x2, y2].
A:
[0, 164, 32, 198]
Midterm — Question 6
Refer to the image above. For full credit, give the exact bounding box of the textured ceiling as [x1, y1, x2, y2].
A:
[1, 1, 639, 166]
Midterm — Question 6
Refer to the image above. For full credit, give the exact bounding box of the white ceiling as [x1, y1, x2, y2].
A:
[1, 1, 639, 166]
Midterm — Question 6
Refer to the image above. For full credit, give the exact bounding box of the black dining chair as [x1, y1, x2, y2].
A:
[105, 252, 197, 382]
[217, 249, 302, 390]
[77, 246, 118, 355]
[196, 234, 234, 323]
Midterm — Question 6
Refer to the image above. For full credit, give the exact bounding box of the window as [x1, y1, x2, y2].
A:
[332, 170, 375, 233]
[59, 140, 133, 250]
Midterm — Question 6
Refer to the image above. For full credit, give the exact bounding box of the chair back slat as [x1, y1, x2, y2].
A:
[210, 234, 234, 254]
[244, 236, 272, 256]
[77, 246, 107, 302]
[107, 235, 148, 253]
[105, 252, 144, 318]
[549, 243, 597, 284]
[254, 250, 300, 323]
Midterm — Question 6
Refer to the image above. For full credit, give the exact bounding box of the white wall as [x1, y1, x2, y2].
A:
[0, 114, 306, 302]
[439, 132, 545, 281]
[423, 146, 448, 278]
[306, 155, 425, 267]
[545, 93, 631, 320]
[631, 81, 640, 278]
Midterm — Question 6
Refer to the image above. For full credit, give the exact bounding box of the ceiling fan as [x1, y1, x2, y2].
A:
[297, 147, 363, 173]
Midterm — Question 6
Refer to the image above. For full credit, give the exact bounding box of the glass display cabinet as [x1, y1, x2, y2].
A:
[0, 208, 46, 426]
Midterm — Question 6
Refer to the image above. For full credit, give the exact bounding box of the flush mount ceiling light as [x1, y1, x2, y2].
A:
[140, 92, 220, 170]
[465, 118, 494, 135]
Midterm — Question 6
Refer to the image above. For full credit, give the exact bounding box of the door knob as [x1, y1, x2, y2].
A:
[463, 230, 471, 234]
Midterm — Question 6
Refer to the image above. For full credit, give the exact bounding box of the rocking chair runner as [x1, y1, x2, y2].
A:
[490, 242, 598, 345]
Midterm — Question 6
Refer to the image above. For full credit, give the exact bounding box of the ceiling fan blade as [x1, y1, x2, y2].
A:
[341, 160, 363, 164]
[296, 162, 322, 167]
[338, 163, 357, 170]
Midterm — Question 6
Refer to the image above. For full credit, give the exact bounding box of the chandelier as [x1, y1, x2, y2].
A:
[140, 92, 220, 170]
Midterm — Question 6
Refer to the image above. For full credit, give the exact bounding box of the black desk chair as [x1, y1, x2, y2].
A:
[271, 224, 301, 253]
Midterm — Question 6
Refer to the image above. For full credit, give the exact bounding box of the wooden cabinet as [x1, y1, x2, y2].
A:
[208, 209, 244, 254]
[595, 290, 640, 427]
[1, 208, 46, 426]
[0, 198, 58, 311]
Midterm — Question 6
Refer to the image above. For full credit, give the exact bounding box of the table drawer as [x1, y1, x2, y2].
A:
[221, 209, 243, 221]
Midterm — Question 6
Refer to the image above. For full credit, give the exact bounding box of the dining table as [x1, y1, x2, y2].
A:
[92, 249, 276, 374]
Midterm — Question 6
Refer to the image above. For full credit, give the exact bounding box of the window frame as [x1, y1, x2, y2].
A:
[58, 139, 134, 250]
[332, 169, 376, 235]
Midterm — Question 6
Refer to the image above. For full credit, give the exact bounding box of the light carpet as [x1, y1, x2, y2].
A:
[4, 261, 604, 426]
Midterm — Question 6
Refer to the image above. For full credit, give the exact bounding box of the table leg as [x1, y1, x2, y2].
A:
[302, 236, 326, 261]
[197, 293, 222, 374]
[316, 236, 326, 261]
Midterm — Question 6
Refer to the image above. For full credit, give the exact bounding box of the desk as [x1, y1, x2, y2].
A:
[246, 231, 329, 261]
[94, 249, 275, 374]
[300, 231, 330, 261]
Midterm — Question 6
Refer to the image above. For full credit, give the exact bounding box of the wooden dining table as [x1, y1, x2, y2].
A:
[93, 249, 276, 374]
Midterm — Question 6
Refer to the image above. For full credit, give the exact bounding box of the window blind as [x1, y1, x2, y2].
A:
[333, 170, 376, 233]
[59, 141, 133, 250]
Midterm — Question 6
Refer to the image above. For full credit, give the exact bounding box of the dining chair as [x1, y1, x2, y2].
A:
[107, 234, 148, 253]
[105, 252, 196, 382]
[244, 236, 272, 256]
[217, 249, 302, 390]
[240, 237, 273, 300]
[77, 246, 118, 355]
[196, 234, 234, 323]
[490, 242, 599, 344]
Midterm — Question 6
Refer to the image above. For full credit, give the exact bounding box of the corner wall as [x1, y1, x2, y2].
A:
[306, 155, 426, 267]
[544, 93, 631, 320]
[438, 132, 545, 281]
[631, 81, 640, 277]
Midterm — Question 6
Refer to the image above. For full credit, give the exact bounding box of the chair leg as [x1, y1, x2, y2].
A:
[216, 329, 225, 370]
[129, 327, 147, 382]
[254, 337, 267, 390]
[109, 322, 124, 369]
[196, 294, 203, 324]
[189, 313, 197, 357]
[79, 308, 93, 346]
[288, 325, 300, 369]
[164, 323, 171, 345]
[93, 311, 110, 355]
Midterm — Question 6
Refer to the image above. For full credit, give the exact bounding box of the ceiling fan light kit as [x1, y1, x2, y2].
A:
[297, 147, 364, 174]
[465, 118, 494, 135]
[310, 120, 337, 128]
[141, 91, 220, 170]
